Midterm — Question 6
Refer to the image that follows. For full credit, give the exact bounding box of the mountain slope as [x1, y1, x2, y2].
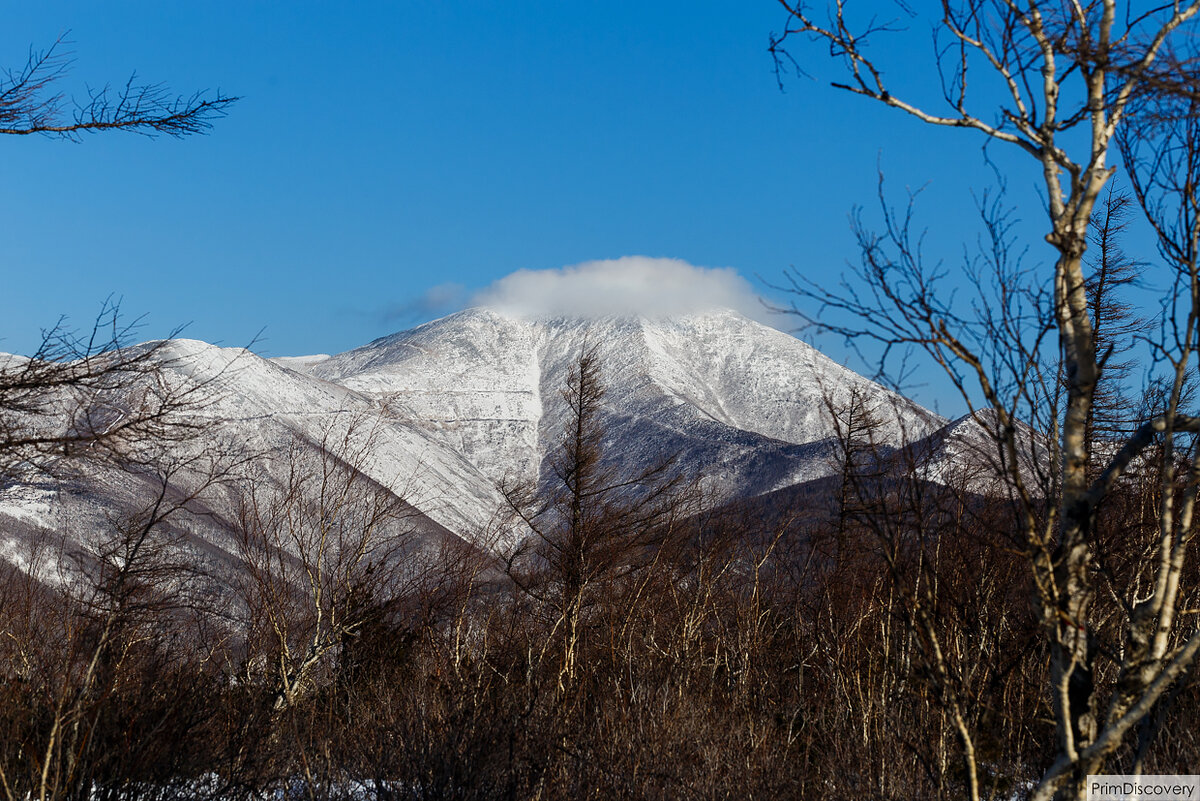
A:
[0, 338, 506, 575]
[1, 307, 952, 574]
[306, 308, 944, 501]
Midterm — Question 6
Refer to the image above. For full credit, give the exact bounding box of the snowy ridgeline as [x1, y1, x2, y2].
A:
[0, 306, 1009, 561]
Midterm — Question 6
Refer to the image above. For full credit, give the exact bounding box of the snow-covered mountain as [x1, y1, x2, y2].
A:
[301, 308, 943, 503]
[0, 307, 953, 568]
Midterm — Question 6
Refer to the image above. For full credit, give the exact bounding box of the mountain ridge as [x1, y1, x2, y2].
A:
[1, 306, 963, 575]
[300, 306, 945, 501]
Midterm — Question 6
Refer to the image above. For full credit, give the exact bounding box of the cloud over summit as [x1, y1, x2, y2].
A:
[471, 257, 766, 322]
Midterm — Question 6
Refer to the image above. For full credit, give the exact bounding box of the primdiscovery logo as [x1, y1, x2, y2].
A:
[1087, 775, 1200, 800]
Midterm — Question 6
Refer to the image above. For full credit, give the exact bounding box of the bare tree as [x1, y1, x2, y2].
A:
[771, 2, 1200, 798]
[0, 23, 237, 475]
[0, 419, 242, 801]
[501, 349, 687, 694]
[0, 305, 231, 486]
[1, 33, 235, 139]
[233, 415, 415, 715]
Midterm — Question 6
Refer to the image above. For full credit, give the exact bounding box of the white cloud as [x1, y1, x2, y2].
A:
[471, 256, 771, 322]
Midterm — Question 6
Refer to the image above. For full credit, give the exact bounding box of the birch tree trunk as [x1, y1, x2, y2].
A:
[770, 2, 1200, 797]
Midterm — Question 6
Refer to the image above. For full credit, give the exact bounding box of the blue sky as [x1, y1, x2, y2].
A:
[0, 2, 1060, 409]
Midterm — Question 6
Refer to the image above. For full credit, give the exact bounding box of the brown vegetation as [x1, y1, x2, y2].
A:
[1, 342, 1196, 801]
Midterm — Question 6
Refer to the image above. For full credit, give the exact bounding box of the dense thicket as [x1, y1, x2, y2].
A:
[1, 352, 1197, 801]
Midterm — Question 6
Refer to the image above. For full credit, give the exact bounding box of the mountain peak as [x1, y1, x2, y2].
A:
[300, 307, 943, 502]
